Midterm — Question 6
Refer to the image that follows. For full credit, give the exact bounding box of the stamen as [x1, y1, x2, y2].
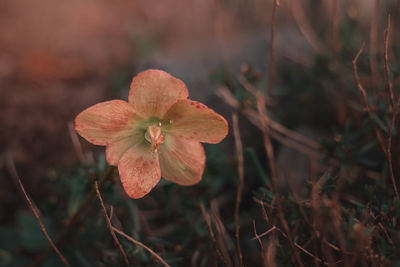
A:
[145, 125, 165, 152]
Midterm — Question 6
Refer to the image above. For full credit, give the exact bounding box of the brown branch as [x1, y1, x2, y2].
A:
[352, 42, 386, 152]
[384, 14, 400, 200]
[232, 113, 244, 267]
[112, 227, 170, 267]
[6, 157, 72, 267]
[268, 0, 279, 95]
[94, 181, 130, 266]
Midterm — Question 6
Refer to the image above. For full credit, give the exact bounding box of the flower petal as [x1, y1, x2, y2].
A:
[118, 142, 161, 199]
[159, 135, 205, 186]
[106, 136, 141, 166]
[163, 100, 228, 144]
[75, 100, 141, 146]
[128, 69, 188, 118]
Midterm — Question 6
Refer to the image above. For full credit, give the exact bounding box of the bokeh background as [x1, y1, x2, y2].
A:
[1, 0, 400, 266]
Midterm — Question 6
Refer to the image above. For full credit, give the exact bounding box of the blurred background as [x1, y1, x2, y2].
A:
[1, 0, 400, 266]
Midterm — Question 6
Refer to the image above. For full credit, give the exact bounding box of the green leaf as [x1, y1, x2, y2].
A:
[17, 211, 49, 252]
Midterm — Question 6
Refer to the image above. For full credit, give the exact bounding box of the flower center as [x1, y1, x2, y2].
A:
[145, 124, 165, 152]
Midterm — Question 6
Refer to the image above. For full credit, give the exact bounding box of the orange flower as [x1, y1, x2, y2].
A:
[75, 70, 228, 198]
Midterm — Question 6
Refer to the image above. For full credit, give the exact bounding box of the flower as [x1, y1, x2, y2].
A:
[75, 69, 228, 198]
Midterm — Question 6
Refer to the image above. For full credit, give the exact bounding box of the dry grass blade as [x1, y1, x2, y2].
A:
[210, 200, 235, 267]
[199, 203, 227, 266]
[112, 227, 171, 267]
[252, 221, 266, 266]
[266, 239, 277, 267]
[251, 226, 276, 240]
[369, 0, 380, 90]
[268, 0, 279, 95]
[232, 113, 244, 267]
[68, 121, 85, 162]
[256, 92, 279, 192]
[218, 86, 320, 151]
[384, 14, 400, 200]
[289, 0, 325, 54]
[274, 227, 333, 266]
[352, 42, 386, 152]
[94, 181, 130, 266]
[6, 157, 72, 267]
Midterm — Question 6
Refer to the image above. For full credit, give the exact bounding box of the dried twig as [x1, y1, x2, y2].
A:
[94, 182, 130, 266]
[112, 227, 170, 267]
[6, 157, 72, 267]
[384, 14, 400, 200]
[232, 114, 244, 267]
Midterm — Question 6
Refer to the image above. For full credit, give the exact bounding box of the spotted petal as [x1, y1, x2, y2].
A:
[128, 69, 189, 118]
[74, 100, 141, 146]
[159, 135, 205, 186]
[163, 99, 228, 144]
[118, 142, 161, 199]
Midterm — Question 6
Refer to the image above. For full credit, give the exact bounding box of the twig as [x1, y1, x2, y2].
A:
[256, 93, 279, 192]
[112, 227, 170, 267]
[94, 182, 130, 266]
[384, 15, 395, 107]
[6, 157, 72, 267]
[210, 200, 234, 267]
[253, 198, 270, 224]
[199, 203, 227, 265]
[32, 166, 116, 266]
[268, 0, 279, 95]
[251, 226, 276, 240]
[252, 221, 266, 266]
[352, 42, 386, 152]
[274, 227, 333, 266]
[384, 14, 400, 200]
[232, 114, 244, 267]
